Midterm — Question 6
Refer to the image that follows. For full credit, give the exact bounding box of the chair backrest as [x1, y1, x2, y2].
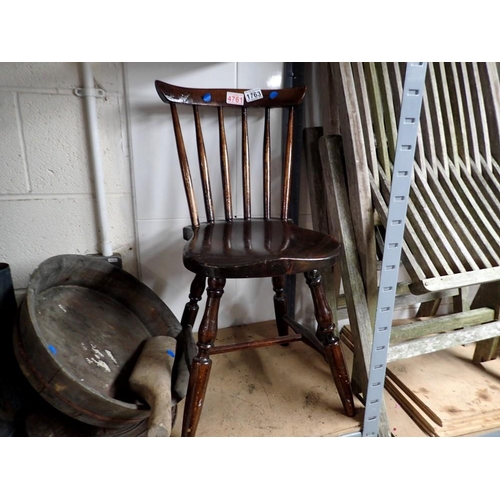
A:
[155, 81, 306, 228]
[331, 62, 500, 295]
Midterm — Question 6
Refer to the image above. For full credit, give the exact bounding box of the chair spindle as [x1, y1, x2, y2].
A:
[170, 103, 199, 227]
[281, 106, 294, 220]
[193, 106, 215, 223]
[218, 107, 233, 221]
[263, 107, 271, 219]
[242, 108, 251, 219]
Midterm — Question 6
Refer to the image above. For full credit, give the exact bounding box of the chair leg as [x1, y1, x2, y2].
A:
[272, 276, 289, 339]
[181, 277, 226, 437]
[181, 274, 206, 329]
[305, 269, 356, 417]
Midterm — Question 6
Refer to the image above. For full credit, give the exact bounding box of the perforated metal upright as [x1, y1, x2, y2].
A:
[361, 62, 428, 437]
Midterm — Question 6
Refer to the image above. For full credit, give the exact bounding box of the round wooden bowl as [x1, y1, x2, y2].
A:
[14, 254, 187, 429]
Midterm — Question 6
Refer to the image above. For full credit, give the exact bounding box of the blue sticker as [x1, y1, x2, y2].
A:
[48, 345, 57, 354]
[166, 349, 175, 357]
[202, 93, 212, 103]
[269, 91, 278, 99]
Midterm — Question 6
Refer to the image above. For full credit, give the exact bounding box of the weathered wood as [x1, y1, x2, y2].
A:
[471, 281, 500, 362]
[333, 63, 378, 324]
[387, 321, 500, 362]
[14, 254, 187, 429]
[390, 307, 495, 344]
[319, 134, 391, 436]
[317, 63, 340, 136]
[468, 62, 492, 171]
[410, 266, 500, 294]
[326, 62, 500, 434]
[303, 126, 336, 315]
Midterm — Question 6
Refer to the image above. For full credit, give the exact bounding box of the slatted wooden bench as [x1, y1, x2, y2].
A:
[306, 62, 500, 435]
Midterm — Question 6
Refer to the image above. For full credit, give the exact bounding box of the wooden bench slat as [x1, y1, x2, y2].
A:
[387, 320, 500, 362]
[410, 266, 500, 294]
[390, 307, 495, 343]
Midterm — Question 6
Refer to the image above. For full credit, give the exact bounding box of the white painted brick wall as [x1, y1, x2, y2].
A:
[0, 62, 137, 291]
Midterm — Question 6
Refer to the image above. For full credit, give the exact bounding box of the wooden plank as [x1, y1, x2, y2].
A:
[318, 63, 340, 136]
[363, 62, 392, 180]
[378, 165, 459, 276]
[456, 158, 500, 234]
[456, 62, 481, 174]
[444, 62, 471, 173]
[426, 63, 450, 175]
[470, 281, 500, 363]
[371, 171, 439, 280]
[352, 62, 380, 185]
[478, 62, 500, 161]
[387, 321, 500, 362]
[468, 62, 492, 172]
[376, 62, 398, 163]
[333, 63, 378, 323]
[389, 307, 495, 344]
[410, 266, 500, 294]
[412, 161, 482, 271]
[433, 160, 499, 267]
[319, 134, 391, 437]
[435, 62, 461, 170]
[303, 126, 336, 313]
[386, 341, 500, 436]
[445, 161, 500, 263]
[342, 325, 438, 436]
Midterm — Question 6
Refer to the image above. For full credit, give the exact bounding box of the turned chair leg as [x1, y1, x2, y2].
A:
[182, 277, 226, 437]
[305, 269, 356, 417]
[272, 276, 289, 341]
[181, 274, 206, 329]
[173, 274, 206, 381]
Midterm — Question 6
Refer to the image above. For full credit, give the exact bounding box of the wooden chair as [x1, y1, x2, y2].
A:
[312, 62, 500, 435]
[154, 80, 356, 436]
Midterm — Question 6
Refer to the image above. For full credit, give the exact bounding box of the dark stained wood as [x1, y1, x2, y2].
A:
[157, 80, 356, 436]
[14, 254, 189, 429]
[242, 107, 251, 219]
[182, 220, 340, 279]
[155, 80, 306, 108]
[193, 106, 214, 223]
[180, 274, 206, 329]
[272, 275, 289, 338]
[218, 107, 233, 221]
[304, 270, 356, 417]
[182, 277, 225, 437]
[210, 333, 302, 355]
[281, 106, 294, 220]
[263, 107, 271, 219]
[170, 103, 199, 227]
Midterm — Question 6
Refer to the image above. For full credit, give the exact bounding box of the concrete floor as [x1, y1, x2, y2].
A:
[171, 321, 426, 437]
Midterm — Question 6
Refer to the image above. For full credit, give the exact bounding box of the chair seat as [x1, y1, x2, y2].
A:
[183, 219, 341, 278]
